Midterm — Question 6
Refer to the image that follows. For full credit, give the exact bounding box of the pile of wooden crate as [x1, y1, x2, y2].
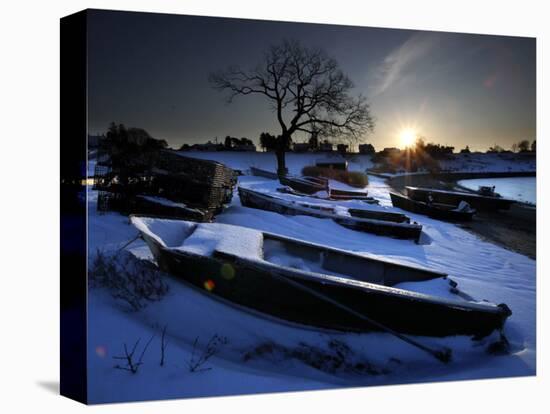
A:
[94, 150, 237, 221]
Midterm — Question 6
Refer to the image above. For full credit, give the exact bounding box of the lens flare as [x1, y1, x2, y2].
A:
[95, 345, 107, 358]
[220, 263, 236, 280]
[204, 279, 216, 291]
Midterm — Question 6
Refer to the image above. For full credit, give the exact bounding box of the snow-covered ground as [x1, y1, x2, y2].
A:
[176, 150, 535, 176]
[87, 152, 535, 404]
[440, 152, 536, 173]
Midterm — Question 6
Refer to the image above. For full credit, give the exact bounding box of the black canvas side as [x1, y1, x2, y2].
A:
[60, 9, 88, 405]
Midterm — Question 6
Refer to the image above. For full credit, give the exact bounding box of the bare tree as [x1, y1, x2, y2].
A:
[209, 39, 375, 174]
[517, 139, 530, 153]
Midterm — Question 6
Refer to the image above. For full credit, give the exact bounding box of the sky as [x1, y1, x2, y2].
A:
[87, 9, 536, 152]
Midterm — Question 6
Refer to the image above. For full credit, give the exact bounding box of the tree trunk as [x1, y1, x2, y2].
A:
[275, 149, 288, 176]
[275, 134, 290, 176]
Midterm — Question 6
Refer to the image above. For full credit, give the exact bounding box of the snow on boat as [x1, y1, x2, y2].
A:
[250, 167, 371, 201]
[406, 186, 516, 211]
[279, 175, 328, 194]
[238, 187, 422, 241]
[131, 216, 512, 338]
[329, 187, 369, 200]
[477, 185, 500, 197]
[132, 195, 210, 221]
[250, 166, 279, 179]
[390, 192, 476, 222]
[277, 186, 377, 203]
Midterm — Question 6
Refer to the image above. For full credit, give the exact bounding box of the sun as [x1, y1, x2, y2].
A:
[399, 128, 417, 148]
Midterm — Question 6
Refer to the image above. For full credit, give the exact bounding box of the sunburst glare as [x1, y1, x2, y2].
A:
[399, 128, 417, 148]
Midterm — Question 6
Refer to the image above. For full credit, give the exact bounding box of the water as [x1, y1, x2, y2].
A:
[457, 177, 536, 205]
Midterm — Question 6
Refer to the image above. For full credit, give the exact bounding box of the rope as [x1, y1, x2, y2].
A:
[230, 254, 452, 363]
[117, 233, 142, 252]
[276, 273, 452, 363]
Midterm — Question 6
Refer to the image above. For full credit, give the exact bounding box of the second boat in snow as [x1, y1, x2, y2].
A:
[238, 186, 423, 241]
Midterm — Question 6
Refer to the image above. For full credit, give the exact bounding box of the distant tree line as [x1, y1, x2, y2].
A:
[224, 135, 254, 149]
[178, 135, 256, 151]
[100, 122, 168, 178]
[414, 138, 454, 160]
[487, 139, 535, 154]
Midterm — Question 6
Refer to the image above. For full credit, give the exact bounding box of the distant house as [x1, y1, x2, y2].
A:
[358, 143, 375, 154]
[293, 143, 310, 153]
[319, 142, 333, 152]
[191, 141, 223, 151]
[336, 144, 349, 154]
[233, 143, 257, 152]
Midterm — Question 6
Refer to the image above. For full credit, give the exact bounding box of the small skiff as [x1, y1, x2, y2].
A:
[131, 216, 511, 338]
[390, 192, 476, 221]
[238, 187, 422, 241]
[406, 186, 516, 211]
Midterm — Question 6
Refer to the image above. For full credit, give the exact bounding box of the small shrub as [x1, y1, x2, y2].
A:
[113, 334, 155, 374]
[89, 250, 169, 311]
[243, 339, 386, 376]
[188, 334, 229, 373]
[301, 166, 368, 188]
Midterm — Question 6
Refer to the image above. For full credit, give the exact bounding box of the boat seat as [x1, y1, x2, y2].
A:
[175, 223, 264, 261]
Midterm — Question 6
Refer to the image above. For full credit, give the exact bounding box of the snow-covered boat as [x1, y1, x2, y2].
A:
[406, 186, 516, 211]
[329, 187, 370, 200]
[131, 216, 512, 338]
[238, 187, 422, 241]
[276, 186, 379, 203]
[250, 167, 370, 201]
[390, 192, 476, 222]
[477, 185, 500, 197]
[131, 195, 210, 221]
[279, 175, 328, 194]
[250, 166, 279, 179]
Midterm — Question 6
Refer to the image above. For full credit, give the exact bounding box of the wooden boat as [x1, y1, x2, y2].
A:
[238, 187, 422, 241]
[277, 186, 379, 204]
[390, 192, 476, 222]
[250, 166, 279, 180]
[406, 186, 516, 211]
[250, 167, 328, 188]
[250, 167, 370, 201]
[280, 176, 371, 200]
[329, 187, 369, 200]
[279, 175, 327, 194]
[477, 185, 500, 197]
[131, 195, 211, 221]
[131, 216, 512, 338]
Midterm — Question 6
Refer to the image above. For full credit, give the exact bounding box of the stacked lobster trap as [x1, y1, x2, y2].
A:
[93, 149, 237, 222]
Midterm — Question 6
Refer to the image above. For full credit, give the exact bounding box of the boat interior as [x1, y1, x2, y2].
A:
[133, 216, 446, 291]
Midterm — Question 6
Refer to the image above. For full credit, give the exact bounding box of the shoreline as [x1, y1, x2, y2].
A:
[385, 174, 536, 260]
